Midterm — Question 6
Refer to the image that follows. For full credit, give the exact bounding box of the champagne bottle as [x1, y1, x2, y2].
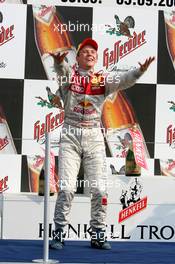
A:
[125, 141, 141, 176]
[38, 167, 54, 196]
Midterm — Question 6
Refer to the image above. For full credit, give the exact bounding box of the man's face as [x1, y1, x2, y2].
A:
[76, 45, 98, 70]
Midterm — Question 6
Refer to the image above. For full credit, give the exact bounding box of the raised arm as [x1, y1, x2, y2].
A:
[105, 56, 155, 96]
[49, 51, 72, 104]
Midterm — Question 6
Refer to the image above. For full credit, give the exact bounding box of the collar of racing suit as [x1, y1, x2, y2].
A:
[75, 66, 94, 77]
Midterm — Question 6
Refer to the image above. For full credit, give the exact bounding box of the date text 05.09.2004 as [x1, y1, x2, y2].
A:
[116, 0, 175, 7]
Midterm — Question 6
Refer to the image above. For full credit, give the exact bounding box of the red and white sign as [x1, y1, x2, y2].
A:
[0, 155, 21, 193]
[129, 127, 148, 170]
[118, 196, 147, 223]
[22, 80, 63, 155]
[49, 150, 57, 192]
[0, 4, 26, 79]
[93, 7, 157, 84]
[0, 175, 8, 193]
[155, 85, 175, 159]
[0, 25, 14, 47]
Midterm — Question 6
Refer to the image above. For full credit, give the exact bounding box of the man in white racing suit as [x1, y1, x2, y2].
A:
[50, 38, 154, 250]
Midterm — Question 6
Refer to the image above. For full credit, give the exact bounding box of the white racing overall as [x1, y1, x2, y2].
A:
[54, 65, 143, 231]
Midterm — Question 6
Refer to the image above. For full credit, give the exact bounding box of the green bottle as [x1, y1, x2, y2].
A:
[38, 168, 54, 196]
[125, 142, 141, 176]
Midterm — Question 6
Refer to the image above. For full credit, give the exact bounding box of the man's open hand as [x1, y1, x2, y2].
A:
[138, 56, 155, 72]
[49, 51, 68, 64]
